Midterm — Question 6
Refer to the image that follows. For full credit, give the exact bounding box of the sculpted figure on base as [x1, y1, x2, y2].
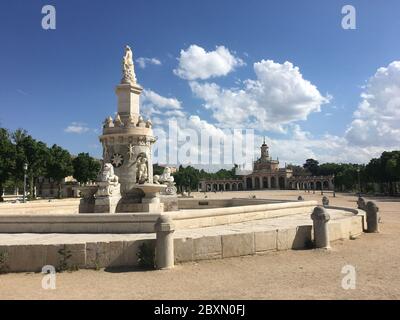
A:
[96, 163, 120, 197]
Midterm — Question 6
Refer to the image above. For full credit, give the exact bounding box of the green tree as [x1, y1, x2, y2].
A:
[173, 165, 200, 192]
[46, 144, 73, 198]
[287, 164, 308, 176]
[153, 163, 165, 176]
[0, 128, 16, 198]
[12, 129, 50, 198]
[72, 153, 101, 183]
[303, 159, 319, 176]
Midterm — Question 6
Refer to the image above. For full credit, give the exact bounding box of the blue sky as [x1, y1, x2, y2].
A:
[1, 0, 400, 166]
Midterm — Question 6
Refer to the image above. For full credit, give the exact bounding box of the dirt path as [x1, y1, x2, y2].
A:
[0, 192, 399, 300]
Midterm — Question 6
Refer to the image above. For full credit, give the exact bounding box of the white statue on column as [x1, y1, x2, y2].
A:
[96, 163, 120, 197]
[121, 45, 137, 85]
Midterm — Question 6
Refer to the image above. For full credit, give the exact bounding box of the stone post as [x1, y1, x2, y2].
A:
[366, 201, 379, 233]
[322, 196, 329, 207]
[311, 206, 331, 249]
[357, 197, 366, 210]
[155, 215, 175, 270]
[297, 196, 304, 201]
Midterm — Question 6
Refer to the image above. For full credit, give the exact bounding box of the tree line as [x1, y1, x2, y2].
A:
[171, 153, 400, 195]
[1, 127, 399, 198]
[0, 128, 100, 199]
[292, 153, 400, 194]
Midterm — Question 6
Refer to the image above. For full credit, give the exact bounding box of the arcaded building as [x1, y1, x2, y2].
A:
[198, 140, 334, 192]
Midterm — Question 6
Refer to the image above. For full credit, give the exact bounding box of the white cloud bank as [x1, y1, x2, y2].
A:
[174, 45, 244, 80]
[140, 89, 185, 119]
[64, 122, 90, 134]
[346, 61, 400, 148]
[150, 48, 400, 166]
[190, 59, 330, 131]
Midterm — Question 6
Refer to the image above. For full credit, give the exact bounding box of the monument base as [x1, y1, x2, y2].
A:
[159, 194, 179, 211]
[94, 195, 121, 214]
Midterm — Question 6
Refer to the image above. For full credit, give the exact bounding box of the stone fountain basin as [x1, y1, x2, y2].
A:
[0, 200, 329, 233]
[136, 183, 167, 195]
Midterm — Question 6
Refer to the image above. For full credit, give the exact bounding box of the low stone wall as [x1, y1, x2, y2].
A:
[0, 214, 160, 233]
[175, 215, 364, 263]
[171, 201, 317, 229]
[0, 199, 80, 214]
[0, 239, 154, 273]
[0, 213, 365, 273]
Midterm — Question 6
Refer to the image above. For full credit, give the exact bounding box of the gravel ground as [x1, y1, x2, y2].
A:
[0, 191, 399, 300]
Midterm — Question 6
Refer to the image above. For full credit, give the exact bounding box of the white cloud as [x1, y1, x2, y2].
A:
[136, 57, 161, 69]
[64, 122, 90, 134]
[152, 108, 386, 168]
[265, 125, 381, 165]
[346, 61, 400, 148]
[190, 59, 330, 131]
[140, 89, 185, 120]
[142, 89, 181, 110]
[174, 45, 245, 80]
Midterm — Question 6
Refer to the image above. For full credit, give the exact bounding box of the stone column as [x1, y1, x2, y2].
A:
[268, 176, 271, 189]
[322, 196, 329, 207]
[252, 177, 256, 190]
[154, 215, 175, 270]
[366, 201, 379, 233]
[357, 197, 366, 210]
[311, 206, 331, 249]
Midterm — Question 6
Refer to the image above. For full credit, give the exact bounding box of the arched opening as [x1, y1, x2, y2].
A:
[246, 177, 252, 190]
[316, 181, 322, 190]
[263, 177, 269, 189]
[323, 180, 330, 190]
[225, 183, 230, 191]
[213, 184, 218, 191]
[310, 182, 315, 190]
[206, 184, 211, 192]
[238, 183, 243, 190]
[255, 177, 260, 189]
[279, 177, 285, 189]
[218, 183, 224, 191]
[270, 176, 276, 188]
[232, 183, 237, 191]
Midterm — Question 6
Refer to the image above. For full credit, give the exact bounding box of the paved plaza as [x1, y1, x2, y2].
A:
[0, 191, 399, 300]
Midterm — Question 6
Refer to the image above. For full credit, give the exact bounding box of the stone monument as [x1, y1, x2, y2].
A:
[99, 45, 157, 198]
[79, 45, 166, 213]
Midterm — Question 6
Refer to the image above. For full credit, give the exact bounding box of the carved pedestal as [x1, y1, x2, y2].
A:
[94, 181, 121, 214]
[78, 185, 98, 213]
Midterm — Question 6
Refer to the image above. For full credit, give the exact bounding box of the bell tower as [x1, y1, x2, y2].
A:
[261, 137, 269, 159]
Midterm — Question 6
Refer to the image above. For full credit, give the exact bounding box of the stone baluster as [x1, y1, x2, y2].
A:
[155, 215, 175, 270]
[366, 201, 379, 233]
[311, 206, 331, 249]
[357, 197, 366, 210]
[322, 196, 329, 207]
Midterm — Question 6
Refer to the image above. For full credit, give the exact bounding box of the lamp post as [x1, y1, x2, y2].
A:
[332, 174, 336, 197]
[23, 163, 28, 203]
[357, 167, 361, 197]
